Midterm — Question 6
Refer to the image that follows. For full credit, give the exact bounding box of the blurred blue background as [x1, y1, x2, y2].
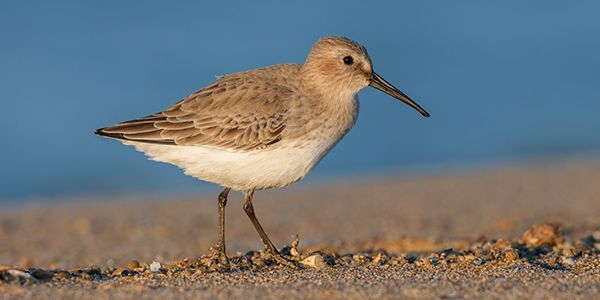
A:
[1, 1, 599, 201]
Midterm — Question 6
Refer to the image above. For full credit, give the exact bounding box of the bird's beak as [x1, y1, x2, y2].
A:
[369, 71, 430, 117]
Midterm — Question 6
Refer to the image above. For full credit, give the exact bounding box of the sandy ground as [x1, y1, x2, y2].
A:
[1, 159, 600, 299]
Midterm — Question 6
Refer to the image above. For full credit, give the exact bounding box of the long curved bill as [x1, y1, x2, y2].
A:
[370, 72, 430, 117]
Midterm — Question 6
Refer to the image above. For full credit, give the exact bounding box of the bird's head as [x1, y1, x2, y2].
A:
[302, 36, 429, 117]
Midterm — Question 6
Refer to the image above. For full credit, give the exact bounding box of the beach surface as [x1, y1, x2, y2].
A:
[1, 160, 599, 299]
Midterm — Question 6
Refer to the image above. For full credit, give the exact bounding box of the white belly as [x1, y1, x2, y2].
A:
[126, 139, 335, 191]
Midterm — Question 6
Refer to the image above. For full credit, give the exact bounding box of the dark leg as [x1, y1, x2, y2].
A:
[243, 189, 298, 268]
[211, 187, 230, 263]
[243, 189, 278, 253]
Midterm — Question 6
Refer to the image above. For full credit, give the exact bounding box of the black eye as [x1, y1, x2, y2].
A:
[343, 56, 354, 65]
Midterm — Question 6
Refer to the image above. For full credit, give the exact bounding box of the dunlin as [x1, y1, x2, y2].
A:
[96, 36, 429, 267]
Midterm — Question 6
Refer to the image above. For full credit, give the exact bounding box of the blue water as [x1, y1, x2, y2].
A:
[1, 1, 600, 201]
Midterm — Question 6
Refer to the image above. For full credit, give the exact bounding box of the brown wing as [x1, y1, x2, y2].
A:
[96, 73, 292, 151]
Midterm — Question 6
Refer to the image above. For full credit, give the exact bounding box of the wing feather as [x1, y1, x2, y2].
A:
[96, 68, 297, 151]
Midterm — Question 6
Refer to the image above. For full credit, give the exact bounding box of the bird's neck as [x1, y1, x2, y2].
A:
[300, 65, 360, 109]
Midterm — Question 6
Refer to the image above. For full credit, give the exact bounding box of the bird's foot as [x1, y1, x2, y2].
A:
[265, 250, 300, 269]
[208, 243, 230, 271]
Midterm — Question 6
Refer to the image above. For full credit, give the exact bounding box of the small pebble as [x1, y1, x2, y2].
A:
[504, 249, 519, 261]
[471, 257, 485, 266]
[371, 252, 387, 265]
[300, 254, 325, 269]
[8, 269, 32, 278]
[127, 260, 140, 269]
[112, 267, 133, 276]
[352, 254, 370, 265]
[279, 245, 292, 256]
[439, 248, 461, 260]
[290, 235, 301, 257]
[494, 239, 511, 250]
[592, 231, 600, 242]
[521, 223, 561, 247]
[30, 269, 54, 281]
[290, 246, 300, 257]
[339, 255, 354, 265]
[150, 261, 162, 272]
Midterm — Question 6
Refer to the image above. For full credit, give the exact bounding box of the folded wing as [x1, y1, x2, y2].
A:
[96, 74, 292, 152]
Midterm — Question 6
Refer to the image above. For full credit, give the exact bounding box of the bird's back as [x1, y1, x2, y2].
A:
[96, 64, 304, 151]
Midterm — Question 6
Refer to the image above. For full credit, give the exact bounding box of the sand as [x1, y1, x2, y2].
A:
[1, 160, 600, 299]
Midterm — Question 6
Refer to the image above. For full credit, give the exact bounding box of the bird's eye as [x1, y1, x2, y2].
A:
[343, 56, 354, 65]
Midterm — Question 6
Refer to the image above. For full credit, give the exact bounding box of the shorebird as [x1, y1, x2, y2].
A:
[96, 36, 429, 267]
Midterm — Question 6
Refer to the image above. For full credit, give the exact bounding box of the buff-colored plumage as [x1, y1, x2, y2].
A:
[100, 65, 298, 151]
[97, 36, 430, 190]
[97, 37, 380, 190]
[96, 36, 429, 264]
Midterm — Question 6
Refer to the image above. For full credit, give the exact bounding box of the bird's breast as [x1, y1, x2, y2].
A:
[285, 94, 359, 159]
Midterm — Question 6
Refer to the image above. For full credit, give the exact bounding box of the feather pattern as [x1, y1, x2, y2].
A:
[97, 65, 298, 151]
[94, 37, 381, 190]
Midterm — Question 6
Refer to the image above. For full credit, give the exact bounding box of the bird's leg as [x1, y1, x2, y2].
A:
[243, 189, 298, 268]
[210, 187, 230, 265]
[243, 189, 277, 252]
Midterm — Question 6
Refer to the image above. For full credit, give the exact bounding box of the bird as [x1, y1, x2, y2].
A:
[96, 36, 429, 268]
